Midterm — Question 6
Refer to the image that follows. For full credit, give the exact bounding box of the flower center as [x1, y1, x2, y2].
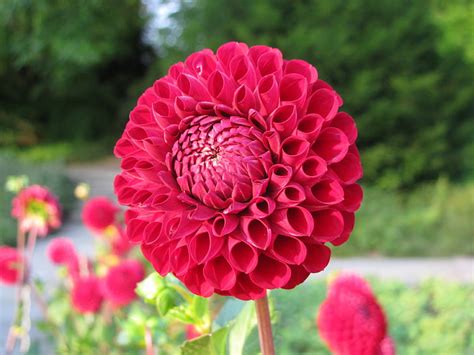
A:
[171, 115, 267, 210]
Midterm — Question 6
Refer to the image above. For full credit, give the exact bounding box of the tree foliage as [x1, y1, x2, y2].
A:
[158, 0, 474, 188]
[0, 0, 153, 142]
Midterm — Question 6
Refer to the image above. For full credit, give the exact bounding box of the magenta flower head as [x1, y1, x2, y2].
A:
[102, 259, 145, 307]
[82, 196, 120, 232]
[114, 42, 363, 300]
[71, 276, 103, 314]
[317, 274, 395, 355]
[47, 237, 80, 277]
[0, 246, 23, 285]
[11, 185, 62, 237]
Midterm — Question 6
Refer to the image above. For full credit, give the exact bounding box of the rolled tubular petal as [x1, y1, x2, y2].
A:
[275, 183, 306, 207]
[183, 265, 214, 297]
[257, 75, 280, 116]
[248, 196, 276, 218]
[270, 235, 307, 265]
[227, 238, 259, 273]
[281, 136, 310, 166]
[331, 152, 363, 184]
[271, 206, 314, 237]
[311, 209, 345, 242]
[294, 155, 328, 183]
[312, 127, 349, 164]
[303, 243, 331, 272]
[305, 179, 344, 206]
[296, 114, 324, 143]
[279, 74, 308, 112]
[212, 213, 239, 236]
[203, 256, 237, 290]
[250, 254, 291, 289]
[282, 265, 311, 290]
[269, 104, 298, 138]
[241, 217, 273, 249]
[306, 88, 340, 121]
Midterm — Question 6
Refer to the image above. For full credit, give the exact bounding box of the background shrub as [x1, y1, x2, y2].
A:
[242, 279, 474, 354]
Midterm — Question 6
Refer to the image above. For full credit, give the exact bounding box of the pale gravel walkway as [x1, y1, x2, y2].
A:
[1, 161, 473, 353]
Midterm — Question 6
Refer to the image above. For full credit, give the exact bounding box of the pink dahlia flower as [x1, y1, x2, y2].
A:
[102, 259, 145, 307]
[114, 42, 363, 300]
[317, 274, 395, 355]
[47, 237, 80, 277]
[11, 185, 62, 237]
[82, 196, 120, 231]
[110, 225, 133, 256]
[0, 246, 23, 285]
[71, 276, 103, 314]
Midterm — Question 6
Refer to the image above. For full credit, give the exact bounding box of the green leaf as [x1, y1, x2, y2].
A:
[191, 296, 209, 320]
[136, 272, 164, 303]
[181, 335, 212, 355]
[211, 326, 229, 355]
[156, 288, 178, 317]
[181, 327, 229, 355]
[167, 305, 195, 324]
[228, 302, 257, 355]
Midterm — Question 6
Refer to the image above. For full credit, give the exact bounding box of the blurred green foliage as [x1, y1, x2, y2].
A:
[337, 179, 474, 256]
[0, 154, 75, 245]
[158, 0, 474, 189]
[0, 0, 153, 143]
[258, 278, 474, 354]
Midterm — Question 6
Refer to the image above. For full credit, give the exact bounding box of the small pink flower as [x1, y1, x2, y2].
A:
[110, 226, 133, 256]
[102, 259, 145, 307]
[82, 196, 119, 232]
[114, 42, 363, 300]
[11, 185, 62, 237]
[47, 237, 80, 277]
[71, 276, 103, 314]
[0, 246, 23, 285]
[317, 274, 395, 355]
[186, 325, 201, 340]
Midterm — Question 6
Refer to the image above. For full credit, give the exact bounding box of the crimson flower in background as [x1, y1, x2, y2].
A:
[82, 196, 119, 231]
[71, 276, 103, 314]
[102, 259, 145, 307]
[0, 246, 23, 285]
[114, 42, 363, 300]
[317, 274, 395, 355]
[47, 237, 80, 278]
[11, 185, 62, 237]
[110, 226, 133, 256]
[186, 325, 202, 340]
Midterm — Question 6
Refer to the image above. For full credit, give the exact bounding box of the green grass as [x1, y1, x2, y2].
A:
[0, 153, 75, 245]
[335, 179, 474, 256]
[243, 278, 474, 354]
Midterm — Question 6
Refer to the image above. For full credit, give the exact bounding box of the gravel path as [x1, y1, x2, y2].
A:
[1, 161, 472, 353]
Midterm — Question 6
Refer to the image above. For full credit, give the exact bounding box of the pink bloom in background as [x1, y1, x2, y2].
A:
[186, 325, 201, 340]
[110, 226, 133, 256]
[11, 185, 62, 237]
[114, 42, 363, 300]
[47, 237, 80, 277]
[102, 259, 145, 307]
[71, 276, 103, 314]
[317, 274, 395, 355]
[82, 196, 119, 231]
[0, 246, 23, 285]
